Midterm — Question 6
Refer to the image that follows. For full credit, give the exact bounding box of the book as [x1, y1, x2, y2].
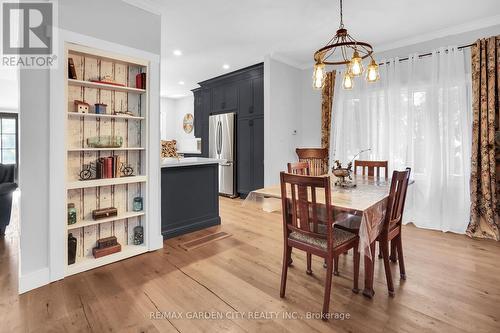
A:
[105, 157, 113, 179]
[135, 72, 147, 89]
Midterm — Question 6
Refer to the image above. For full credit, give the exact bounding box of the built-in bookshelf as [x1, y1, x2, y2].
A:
[65, 44, 149, 276]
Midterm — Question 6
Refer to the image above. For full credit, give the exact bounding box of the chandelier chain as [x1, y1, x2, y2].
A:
[339, 0, 344, 28]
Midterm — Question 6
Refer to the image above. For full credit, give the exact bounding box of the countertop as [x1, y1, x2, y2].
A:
[161, 157, 226, 168]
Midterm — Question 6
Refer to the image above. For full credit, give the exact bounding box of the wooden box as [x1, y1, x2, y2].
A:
[92, 243, 121, 258]
[92, 207, 118, 220]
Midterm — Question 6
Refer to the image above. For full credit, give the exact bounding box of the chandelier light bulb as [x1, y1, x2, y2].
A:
[342, 70, 354, 89]
[366, 58, 380, 83]
[349, 50, 363, 77]
[312, 62, 326, 89]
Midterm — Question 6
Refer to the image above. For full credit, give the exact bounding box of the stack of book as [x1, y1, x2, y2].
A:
[96, 155, 121, 179]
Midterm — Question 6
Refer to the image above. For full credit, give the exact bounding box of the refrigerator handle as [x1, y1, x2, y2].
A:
[217, 120, 222, 155]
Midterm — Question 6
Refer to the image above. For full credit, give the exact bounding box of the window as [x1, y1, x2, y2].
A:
[0, 113, 18, 165]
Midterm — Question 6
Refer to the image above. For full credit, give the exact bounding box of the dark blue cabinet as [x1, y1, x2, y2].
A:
[192, 63, 264, 197]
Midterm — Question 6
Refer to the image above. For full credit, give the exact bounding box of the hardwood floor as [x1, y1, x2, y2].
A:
[1, 197, 500, 332]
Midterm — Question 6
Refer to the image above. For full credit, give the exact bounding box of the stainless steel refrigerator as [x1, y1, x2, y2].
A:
[209, 112, 236, 197]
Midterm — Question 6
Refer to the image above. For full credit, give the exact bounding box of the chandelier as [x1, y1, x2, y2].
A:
[312, 0, 380, 90]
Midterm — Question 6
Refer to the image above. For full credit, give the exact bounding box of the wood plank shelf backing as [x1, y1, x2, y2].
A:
[65, 45, 149, 277]
[68, 79, 146, 94]
[67, 211, 145, 230]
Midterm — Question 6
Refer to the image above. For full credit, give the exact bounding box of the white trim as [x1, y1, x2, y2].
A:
[19, 268, 50, 294]
[121, 0, 163, 15]
[376, 15, 500, 53]
[46, 29, 163, 291]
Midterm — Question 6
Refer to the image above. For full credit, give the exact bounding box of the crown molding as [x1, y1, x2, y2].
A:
[375, 14, 500, 53]
[121, 0, 162, 15]
[269, 53, 304, 70]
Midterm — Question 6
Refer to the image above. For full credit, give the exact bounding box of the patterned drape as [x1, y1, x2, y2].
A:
[320, 71, 336, 171]
[467, 36, 500, 240]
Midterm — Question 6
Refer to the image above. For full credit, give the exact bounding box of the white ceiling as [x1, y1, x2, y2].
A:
[146, 0, 500, 98]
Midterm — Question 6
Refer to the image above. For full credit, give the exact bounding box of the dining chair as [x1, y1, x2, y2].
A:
[295, 148, 329, 176]
[339, 159, 389, 258]
[279, 172, 360, 319]
[354, 160, 389, 179]
[287, 161, 310, 175]
[376, 168, 411, 297]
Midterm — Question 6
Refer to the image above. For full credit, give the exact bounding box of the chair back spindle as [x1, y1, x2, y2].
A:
[296, 148, 329, 176]
[354, 160, 389, 179]
[287, 162, 310, 175]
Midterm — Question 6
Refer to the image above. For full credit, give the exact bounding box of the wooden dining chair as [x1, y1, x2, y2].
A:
[376, 168, 411, 297]
[354, 160, 389, 179]
[279, 172, 360, 319]
[341, 160, 389, 258]
[287, 161, 310, 175]
[295, 148, 329, 176]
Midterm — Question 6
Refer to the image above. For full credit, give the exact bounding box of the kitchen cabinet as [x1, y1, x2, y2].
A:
[192, 63, 264, 197]
[237, 116, 264, 196]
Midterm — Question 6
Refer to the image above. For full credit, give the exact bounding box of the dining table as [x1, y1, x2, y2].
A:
[243, 173, 395, 298]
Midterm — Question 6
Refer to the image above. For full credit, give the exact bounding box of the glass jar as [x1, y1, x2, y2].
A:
[133, 225, 144, 245]
[68, 203, 77, 225]
[133, 197, 143, 212]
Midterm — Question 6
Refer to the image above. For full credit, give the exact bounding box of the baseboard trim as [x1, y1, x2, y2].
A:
[19, 268, 50, 294]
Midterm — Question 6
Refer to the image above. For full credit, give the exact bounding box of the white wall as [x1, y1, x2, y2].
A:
[0, 68, 19, 112]
[263, 56, 302, 186]
[19, 0, 161, 292]
[161, 95, 199, 152]
[161, 97, 177, 140]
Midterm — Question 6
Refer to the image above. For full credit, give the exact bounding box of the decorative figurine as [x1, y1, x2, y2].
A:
[332, 160, 354, 187]
[74, 100, 90, 114]
[120, 162, 134, 177]
[133, 225, 144, 245]
[332, 148, 372, 187]
[68, 233, 77, 265]
[79, 162, 96, 180]
[133, 197, 143, 212]
[67, 203, 77, 225]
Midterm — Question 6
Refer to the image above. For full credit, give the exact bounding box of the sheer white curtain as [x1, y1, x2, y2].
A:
[331, 47, 472, 233]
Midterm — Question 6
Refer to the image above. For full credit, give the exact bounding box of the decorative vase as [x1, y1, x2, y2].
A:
[133, 226, 144, 245]
[68, 233, 77, 265]
[133, 197, 143, 212]
[67, 203, 77, 225]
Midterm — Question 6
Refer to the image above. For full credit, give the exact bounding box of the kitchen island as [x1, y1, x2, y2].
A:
[161, 157, 224, 239]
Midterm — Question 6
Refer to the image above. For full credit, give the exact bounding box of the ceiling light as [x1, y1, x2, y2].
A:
[312, 0, 379, 89]
[178, 81, 185, 85]
[222, 64, 230, 70]
[173, 49, 182, 56]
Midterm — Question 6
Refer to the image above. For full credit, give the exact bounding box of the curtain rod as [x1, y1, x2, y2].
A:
[378, 42, 475, 65]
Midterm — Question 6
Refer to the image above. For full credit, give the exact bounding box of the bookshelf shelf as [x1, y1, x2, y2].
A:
[67, 147, 145, 152]
[66, 175, 147, 189]
[68, 79, 146, 94]
[66, 245, 148, 276]
[65, 44, 150, 278]
[67, 112, 144, 120]
[67, 211, 146, 230]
